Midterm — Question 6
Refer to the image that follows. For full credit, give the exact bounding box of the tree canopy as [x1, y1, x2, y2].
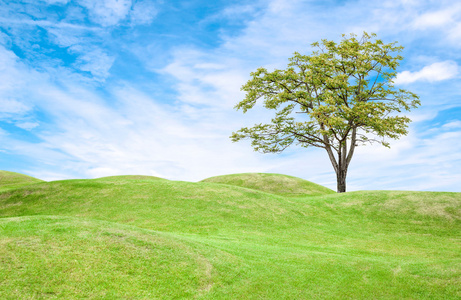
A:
[231, 32, 420, 193]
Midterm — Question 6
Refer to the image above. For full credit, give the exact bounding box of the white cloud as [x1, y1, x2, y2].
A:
[0, 46, 38, 119]
[15, 122, 39, 130]
[77, 0, 132, 26]
[220, 4, 256, 17]
[71, 47, 115, 79]
[448, 22, 461, 42]
[0, 98, 31, 116]
[204, 2, 261, 25]
[442, 120, 461, 129]
[2, 14, 112, 80]
[394, 61, 459, 84]
[43, 0, 71, 4]
[412, 6, 460, 28]
[409, 3, 461, 46]
[0, 18, 99, 31]
[130, 0, 158, 25]
[345, 0, 461, 50]
[47, 25, 94, 48]
[0, 45, 20, 71]
[161, 49, 248, 108]
[349, 124, 461, 192]
[23, 170, 72, 182]
[47, 29, 81, 48]
[86, 167, 125, 178]
[0, 127, 8, 137]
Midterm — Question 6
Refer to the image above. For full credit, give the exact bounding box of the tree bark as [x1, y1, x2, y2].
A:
[336, 168, 347, 193]
[324, 141, 348, 193]
[333, 127, 356, 193]
[323, 129, 356, 193]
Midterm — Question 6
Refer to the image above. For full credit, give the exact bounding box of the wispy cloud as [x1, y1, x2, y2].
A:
[77, 0, 132, 26]
[130, 0, 158, 25]
[394, 61, 459, 84]
[443, 120, 461, 129]
[43, 0, 71, 4]
[0, 46, 37, 120]
[76, 0, 159, 27]
[0, 98, 31, 116]
[410, 2, 461, 46]
[0, 0, 159, 83]
[161, 49, 248, 108]
[15, 122, 39, 130]
[72, 47, 115, 79]
[0, 18, 99, 31]
[412, 5, 460, 28]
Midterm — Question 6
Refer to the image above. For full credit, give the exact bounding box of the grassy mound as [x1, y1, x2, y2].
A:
[201, 173, 335, 197]
[0, 174, 460, 298]
[0, 170, 43, 192]
[94, 175, 167, 183]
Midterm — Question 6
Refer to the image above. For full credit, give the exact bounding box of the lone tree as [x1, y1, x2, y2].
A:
[231, 33, 420, 193]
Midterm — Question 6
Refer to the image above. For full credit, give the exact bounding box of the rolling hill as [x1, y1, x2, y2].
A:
[0, 171, 460, 299]
[201, 173, 335, 197]
[0, 170, 43, 192]
[95, 174, 167, 182]
[0, 216, 219, 298]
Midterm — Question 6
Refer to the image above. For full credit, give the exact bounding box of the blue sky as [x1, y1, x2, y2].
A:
[0, 0, 460, 192]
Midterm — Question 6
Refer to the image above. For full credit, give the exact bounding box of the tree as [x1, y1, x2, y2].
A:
[231, 32, 420, 193]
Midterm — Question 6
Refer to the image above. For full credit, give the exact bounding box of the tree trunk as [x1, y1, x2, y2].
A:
[336, 168, 347, 193]
[323, 129, 355, 193]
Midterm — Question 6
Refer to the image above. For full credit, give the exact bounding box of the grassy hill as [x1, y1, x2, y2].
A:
[0, 171, 460, 298]
[0, 170, 43, 192]
[0, 216, 220, 298]
[201, 173, 335, 197]
[95, 174, 167, 182]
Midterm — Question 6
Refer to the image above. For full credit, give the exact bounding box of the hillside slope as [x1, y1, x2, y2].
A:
[0, 215, 229, 298]
[0, 170, 43, 192]
[95, 175, 167, 182]
[0, 174, 460, 298]
[201, 173, 335, 197]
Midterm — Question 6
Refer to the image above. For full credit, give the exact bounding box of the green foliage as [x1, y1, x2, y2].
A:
[231, 32, 420, 192]
[232, 32, 419, 150]
[0, 172, 460, 298]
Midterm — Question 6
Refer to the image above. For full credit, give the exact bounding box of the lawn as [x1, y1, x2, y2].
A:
[0, 172, 460, 299]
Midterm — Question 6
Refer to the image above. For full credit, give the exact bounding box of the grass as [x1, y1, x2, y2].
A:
[95, 174, 167, 182]
[0, 171, 460, 299]
[0, 170, 43, 192]
[201, 173, 335, 197]
[0, 216, 218, 298]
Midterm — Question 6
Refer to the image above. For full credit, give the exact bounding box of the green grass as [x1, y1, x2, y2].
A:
[0, 170, 43, 192]
[95, 174, 167, 182]
[201, 172, 335, 197]
[0, 171, 460, 299]
[0, 216, 221, 298]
